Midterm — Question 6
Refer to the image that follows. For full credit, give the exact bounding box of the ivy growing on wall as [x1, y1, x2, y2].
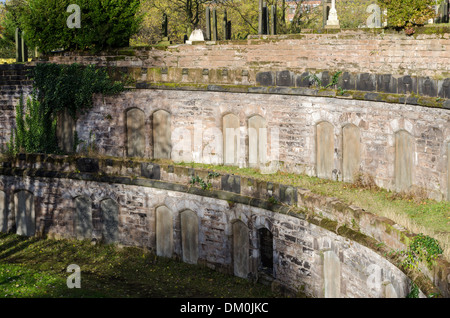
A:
[5, 63, 125, 155]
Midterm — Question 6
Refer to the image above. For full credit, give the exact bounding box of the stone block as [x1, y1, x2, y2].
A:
[256, 72, 274, 86]
[75, 196, 92, 240]
[233, 220, 249, 278]
[180, 209, 199, 264]
[248, 115, 267, 168]
[126, 108, 146, 158]
[279, 185, 297, 205]
[296, 72, 312, 88]
[101, 198, 119, 244]
[376, 74, 397, 94]
[438, 78, 450, 99]
[395, 130, 413, 192]
[342, 124, 361, 183]
[221, 174, 241, 194]
[316, 121, 334, 180]
[276, 70, 293, 87]
[418, 77, 438, 97]
[223, 113, 240, 166]
[156, 206, 173, 258]
[76, 158, 99, 173]
[398, 75, 417, 94]
[153, 109, 172, 159]
[140, 162, 161, 180]
[14, 190, 35, 237]
[356, 73, 376, 92]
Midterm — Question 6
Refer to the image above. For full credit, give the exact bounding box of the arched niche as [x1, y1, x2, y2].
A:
[316, 121, 334, 179]
[180, 209, 199, 264]
[248, 115, 267, 168]
[223, 113, 240, 166]
[100, 198, 119, 244]
[153, 110, 172, 159]
[14, 190, 35, 237]
[395, 130, 414, 192]
[232, 220, 249, 279]
[342, 124, 361, 183]
[156, 205, 174, 258]
[75, 196, 92, 240]
[126, 108, 146, 158]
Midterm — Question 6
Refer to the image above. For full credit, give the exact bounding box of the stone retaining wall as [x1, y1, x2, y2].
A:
[0, 155, 448, 297]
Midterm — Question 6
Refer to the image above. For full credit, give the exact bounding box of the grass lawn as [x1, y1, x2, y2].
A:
[0, 233, 276, 298]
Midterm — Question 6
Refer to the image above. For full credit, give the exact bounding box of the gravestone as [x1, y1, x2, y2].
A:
[395, 130, 414, 192]
[186, 29, 205, 44]
[279, 185, 297, 205]
[325, 0, 340, 28]
[438, 78, 450, 99]
[140, 162, 161, 179]
[205, 7, 211, 41]
[156, 206, 173, 258]
[357, 73, 376, 91]
[448, 143, 450, 201]
[14, 190, 35, 237]
[75, 196, 92, 240]
[398, 75, 417, 94]
[342, 124, 361, 183]
[248, 115, 267, 168]
[126, 108, 146, 158]
[233, 220, 249, 279]
[376, 74, 397, 94]
[221, 174, 241, 193]
[212, 8, 218, 41]
[223, 113, 240, 166]
[256, 72, 274, 86]
[276, 70, 293, 87]
[101, 198, 119, 244]
[418, 77, 437, 97]
[316, 122, 334, 179]
[0, 191, 6, 233]
[323, 250, 341, 298]
[338, 72, 356, 91]
[180, 210, 199, 264]
[56, 109, 76, 153]
[296, 72, 312, 87]
[153, 110, 171, 159]
[366, 4, 381, 28]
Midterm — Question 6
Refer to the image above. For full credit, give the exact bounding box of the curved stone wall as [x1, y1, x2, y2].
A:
[1, 155, 447, 298]
[0, 171, 418, 298]
[75, 87, 450, 201]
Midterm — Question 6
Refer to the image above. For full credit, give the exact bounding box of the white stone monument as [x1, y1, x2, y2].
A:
[186, 29, 205, 45]
[326, 0, 340, 28]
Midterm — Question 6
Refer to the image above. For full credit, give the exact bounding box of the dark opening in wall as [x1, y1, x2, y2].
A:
[258, 228, 273, 275]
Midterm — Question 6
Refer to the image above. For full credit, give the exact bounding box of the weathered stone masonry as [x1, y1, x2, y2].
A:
[76, 88, 450, 201]
[0, 163, 421, 298]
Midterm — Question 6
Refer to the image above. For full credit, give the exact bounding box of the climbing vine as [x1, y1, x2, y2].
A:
[4, 63, 125, 156]
[400, 233, 443, 270]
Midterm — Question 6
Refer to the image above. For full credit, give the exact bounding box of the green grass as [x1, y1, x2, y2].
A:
[0, 233, 276, 298]
[172, 161, 450, 259]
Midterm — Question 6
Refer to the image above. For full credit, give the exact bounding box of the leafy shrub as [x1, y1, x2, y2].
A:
[378, 0, 436, 33]
[18, 0, 142, 52]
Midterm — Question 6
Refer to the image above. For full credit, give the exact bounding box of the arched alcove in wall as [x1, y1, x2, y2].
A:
[152, 110, 172, 159]
[156, 205, 174, 258]
[180, 209, 199, 264]
[126, 108, 146, 158]
[316, 121, 334, 180]
[74, 195, 92, 240]
[14, 190, 35, 237]
[232, 220, 249, 279]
